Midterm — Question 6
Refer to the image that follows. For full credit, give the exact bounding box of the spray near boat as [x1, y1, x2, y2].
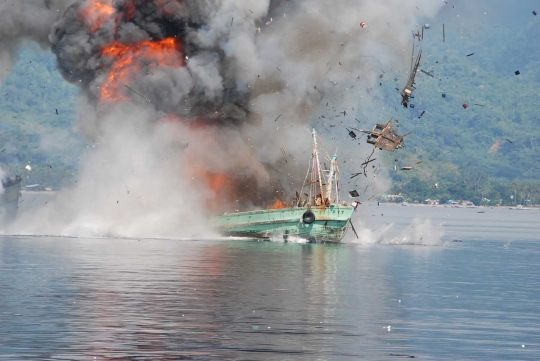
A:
[212, 129, 358, 243]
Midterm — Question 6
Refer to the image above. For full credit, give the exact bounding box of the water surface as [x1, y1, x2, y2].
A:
[1, 206, 539, 360]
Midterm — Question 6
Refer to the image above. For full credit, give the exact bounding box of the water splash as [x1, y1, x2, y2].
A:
[350, 217, 444, 246]
[386, 218, 444, 246]
[269, 231, 309, 244]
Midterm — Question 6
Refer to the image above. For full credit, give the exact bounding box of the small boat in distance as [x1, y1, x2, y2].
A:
[212, 130, 357, 243]
[509, 205, 530, 210]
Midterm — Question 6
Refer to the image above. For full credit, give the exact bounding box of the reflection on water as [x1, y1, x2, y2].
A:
[1, 207, 540, 360]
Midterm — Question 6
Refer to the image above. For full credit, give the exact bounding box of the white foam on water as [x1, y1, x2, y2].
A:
[349, 217, 444, 246]
[269, 232, 309, 244]
[385, 217, 444, 246]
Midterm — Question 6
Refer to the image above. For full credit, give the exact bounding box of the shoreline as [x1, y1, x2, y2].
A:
[375, 202, 540, 210]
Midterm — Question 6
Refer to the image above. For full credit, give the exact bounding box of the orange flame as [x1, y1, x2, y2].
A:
[80, 0, 115, 33]
[100, 37, 184, 102]
[269, 199, 287, 209]
[191, 169, 238, 213]
[205, 172, 233, 197]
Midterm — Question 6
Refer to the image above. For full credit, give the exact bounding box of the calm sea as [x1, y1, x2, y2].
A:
[1, 205, 539, 360]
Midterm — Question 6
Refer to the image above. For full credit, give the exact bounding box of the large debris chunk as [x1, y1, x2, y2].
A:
[354, 120, 410, 152]
[400, 49, 422, 108]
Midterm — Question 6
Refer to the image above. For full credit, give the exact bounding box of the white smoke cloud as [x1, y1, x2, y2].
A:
[2, 0, 448, 238]
[7, 103, 213, 239]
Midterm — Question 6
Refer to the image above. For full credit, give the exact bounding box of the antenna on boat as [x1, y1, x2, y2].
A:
[312, 129, 325, 201]
[325, 153, 337, 202]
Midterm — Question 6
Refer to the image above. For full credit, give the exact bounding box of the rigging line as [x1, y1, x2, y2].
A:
[298, 154, 313, 207]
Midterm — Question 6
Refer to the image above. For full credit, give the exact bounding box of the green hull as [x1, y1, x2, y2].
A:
[212, 205, 355, 243]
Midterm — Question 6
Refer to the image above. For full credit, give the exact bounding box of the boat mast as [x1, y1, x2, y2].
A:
[325, 153, 337, 201]
[335, 162, 340, 203]
[312, 129, 325, 200]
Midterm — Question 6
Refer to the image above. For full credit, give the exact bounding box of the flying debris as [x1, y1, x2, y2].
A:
[349, 190, 360, 197]
[443, 23, 446, 42]
[401, 166, 412, 171]
[515, 70, 520, 75]
[462, 103, 468, 109]
[466, 53, 475, 57]
[350, 120, 410, 152]
[418, 110, 426, 119]
[400, 46, 422, 108]
[414, 27, 424, 42]
[533, 11, 537, 16]
[360, 22, 367, 28]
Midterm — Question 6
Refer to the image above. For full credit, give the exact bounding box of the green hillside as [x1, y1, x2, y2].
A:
[0, 44, 83, 188]
[384, 4, 540, 205]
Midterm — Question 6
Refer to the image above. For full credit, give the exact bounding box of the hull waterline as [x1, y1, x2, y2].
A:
[212, 205, 355, 243]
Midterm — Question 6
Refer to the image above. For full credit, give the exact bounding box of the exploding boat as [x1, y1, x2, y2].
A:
[212, 130, 357, 243]
[0, 174, 22, 223]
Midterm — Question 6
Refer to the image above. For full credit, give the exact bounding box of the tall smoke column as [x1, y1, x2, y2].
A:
[0, 0, 74, 81]
[8, 0, 446, 237]
[49, 0, 445, 198]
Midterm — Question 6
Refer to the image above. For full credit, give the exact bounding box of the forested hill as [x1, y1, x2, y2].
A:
[384, 1, 540, 205]
[0, 45, 82, 187]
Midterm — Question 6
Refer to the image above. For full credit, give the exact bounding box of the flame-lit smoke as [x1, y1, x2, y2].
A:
[2, 0, 447, 237]
[48, 0, 445, 216]
[79, 0, 115, 33]
[100, 38, 184, 102]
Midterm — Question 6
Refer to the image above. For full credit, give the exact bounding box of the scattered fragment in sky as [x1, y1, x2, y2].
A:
[349, 190, 360, 197]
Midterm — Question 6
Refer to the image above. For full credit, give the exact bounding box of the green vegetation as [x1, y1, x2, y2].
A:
[0, 44, 83, 188]
[383, 10, 540, 205]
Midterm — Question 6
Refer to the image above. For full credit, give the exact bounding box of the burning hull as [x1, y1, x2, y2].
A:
[1, 176, 22, 223]
[212, 205, 355, 243]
